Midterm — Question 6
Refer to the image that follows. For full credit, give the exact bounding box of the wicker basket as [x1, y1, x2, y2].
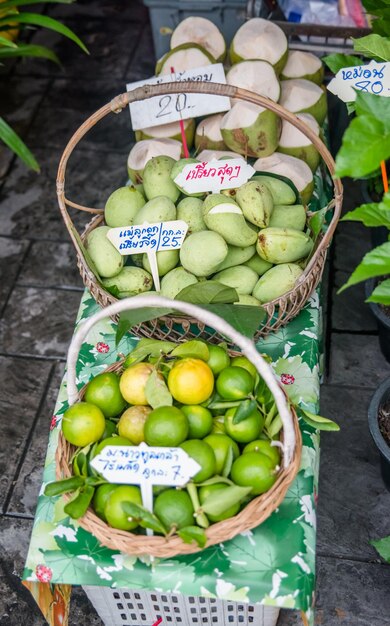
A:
[56, 81, 343, 342]
[56, 295, 302, 557]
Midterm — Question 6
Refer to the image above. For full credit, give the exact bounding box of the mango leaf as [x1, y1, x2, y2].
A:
[371, 535, 390, 563]
[232, 398, 257, 425]
[201, 485, 252, 516]
[177, 526, 207, 548]
[352, 34, 390, 62]
[145, 369, 172, 409]
[0, 43, 60, 63]
[308, 207, 329, 238]
[202, 303, 266, 338]
[170, 339, 209, 361]
[336, 114, 390, 178]
[124, 338, 176, 366]
[341, 194, 390, 228]
[355, 91, 390, 131]
[64, 485, 95, 519]
[300, 409, 340, 431]
[322, 53, 362, 74]
[338, 242, 390, 292]
[366, 279, 390, 305]
[0, 13, 88, 53]
[116, 307, 173, 345]
[176, 281, 238, 305]
[44, 476, 85, 497]
[0, 116, 39, 172]
[122, 502, 167, 535]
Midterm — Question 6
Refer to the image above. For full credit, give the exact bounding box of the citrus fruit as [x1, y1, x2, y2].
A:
[243, 439, 280, 466]
[230, 452, 277, 495]
[84, 372, 126, 418]
[168, 358, 214, 404]
[101, 419, 117, 440]
[144, 406, 189, 446]
[203, 433, 240, 475]
[230, 356, 257, 379]
[92, 484, 117, 521]
[207, 345, 231, 375]
[61, 402, 106, 447]
[180, 439, 216, 482]
[224, 406, 264, 443]
[104, 485, 142, 530]
[216, 366, 254, 400]
[154, 489, 194, 531]
[181, 405, 213, 439]
[118, 405, 152, 444]
[199, 483, 240, 522]
[119, 362, 156, 405]
[94, 435, 134, 457]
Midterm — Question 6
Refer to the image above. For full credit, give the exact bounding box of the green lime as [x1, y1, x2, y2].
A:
[94, 435, 133, 457]
[92, 484, 117, 521]
[154, 489, 194, 531]
[118, 405, 152, 444]
[216, 366, 254, 400]
[62, 402, 106, 447]
[180, 439, 216, 483]
[144, 406, 189, 446]
[224, 406, 264, 443]
[104, 485, 142, 530]
[243, 440, 280, 466]
[203, 433, 240, 475]
[199, 483, 240, 522]
[230, 452, 277, 495]
[207, 345, 231, 375]
[181, 405, 213, 439]
[230, 356, 257, 379]
[84, 372, 126, 418]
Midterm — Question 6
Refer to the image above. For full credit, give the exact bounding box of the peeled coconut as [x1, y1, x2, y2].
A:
[280, 79, 327, 125]
[278, 113, 321, 172]
[226, 60, 281, 103]
[195, 114, 227, 153]
[170, 16, 226, 62]
[221, 101, 281, 158]
[254, 152, 314, 205]
[281, 50, 324, 85]
[127, 139, 182, 183]
[156, 43, 215, 76]
[197, 149, 242, 161]
[135, 119, 195, 149]
[229, 18, 288, 74]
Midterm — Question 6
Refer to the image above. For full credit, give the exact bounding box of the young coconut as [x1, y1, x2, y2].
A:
[170, 16, 226, 62]
[135, 119, 195, 149]
[278, 113, 321, 172]
[279, 78, 327, 125]
[221, 101, 281, 158]
[195, 114, 227, 153]
[156, 43, 215, 75]
[254, 152, 314, 205]
[197, 149, 242, 161]
[226, 60, 281, 103]
[280, 50, 324, 85]
[229, 18, 288, 74]
[127, 139, 181, 184]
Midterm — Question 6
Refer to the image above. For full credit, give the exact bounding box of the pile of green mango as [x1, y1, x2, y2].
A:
[85, 154, 316, 305]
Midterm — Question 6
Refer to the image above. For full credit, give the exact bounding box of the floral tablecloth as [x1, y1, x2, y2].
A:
[23, 286, 323, 626]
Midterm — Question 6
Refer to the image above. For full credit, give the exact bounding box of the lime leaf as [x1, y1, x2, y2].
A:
[124, 338, 176, 366]
[116, 307, 173, 345]
[221, 445, 234, 478]
[145, 369, 172, 409]
[207, 400, 242, 410]
[308, 207, 329, 239]
[175, 280, 238, 305]
[366, 279, 390, 305]
[122, 502, 167, 535]
[352, 33, 390, 62]
[72, 451, 88, 478]
[44, 476, 85, 497]
[201, 485, 251, 516]
[64, 485, 95, 519]
[232, 399, 257, 425]
[338, 242, 390, 292]
[341, 194, 390, 228]
[266, 414, 283, 438]
[171, 339, 209, 361]
[335, 114, 390, 178]
[322, 53, 362, 74]
[178, 526, 207, 548]
[371, 535, 390, 563]
[197, 475, 234, 487]
[300, 409, 340, 431]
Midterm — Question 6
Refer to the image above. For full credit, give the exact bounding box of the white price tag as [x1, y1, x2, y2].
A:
[106, 220, 188, 255]
[174, 158, 256, 194]
[126, 64, 231, 130]
[327, 61, 390, 102]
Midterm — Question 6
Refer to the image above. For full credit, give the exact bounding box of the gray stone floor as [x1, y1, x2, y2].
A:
[1, 2, 390, 624]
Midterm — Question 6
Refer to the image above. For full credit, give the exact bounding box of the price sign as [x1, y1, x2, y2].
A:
[174, 158, 256, 194]
[126, 64, 231, 130]
[327, 61, 390, 102]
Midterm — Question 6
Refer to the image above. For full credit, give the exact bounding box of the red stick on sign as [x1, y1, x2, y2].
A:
[152, 619, 163, 626]
[171, 66, 190, 158]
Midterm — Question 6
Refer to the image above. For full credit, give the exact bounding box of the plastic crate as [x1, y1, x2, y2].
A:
[83, 587, 280, 626]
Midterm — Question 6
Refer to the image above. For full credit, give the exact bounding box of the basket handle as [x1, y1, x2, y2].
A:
[66, 294, 297, 468]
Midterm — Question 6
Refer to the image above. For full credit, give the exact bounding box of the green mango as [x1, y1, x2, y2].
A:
[214, 244, 255, 272]
[171, 158, 205, 198]
[213, 265, 258, 295]
[251, 174, 297, 205]
[268, 204, 307, 231]
[180, 231, 228, 277]
[142, 249, 179, 277]
[142, 156, 180, 203]
[256, 227, 313, 264]
[235, 180, 274, 227]
[203, 194, 257, 247]
[253, 263, 303, 303]
[86, 226, 124, 279]
[102, 267, 153, 294]
[160, 267, 198, 299]
[104, 186, 146, 228]
[244, 254, 273, 276]
[133, 196, 176, 225]
[177, 197, 206, 234]
[234, 294, 261, 306]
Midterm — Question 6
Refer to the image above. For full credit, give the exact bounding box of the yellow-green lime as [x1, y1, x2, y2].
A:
[118, 405, 152, 444]
[199, 483, 241, 522]
[84, 372, 126, 418]
[168, 358, 214, 404]
[180, 439, 216, 482]
[119, 362, 156, 405]
[243, 439, 280, 466]
[92, 484, 117, 521]
[203, 433, 240, 475]
[224, 406, 264, 443]
[154, 489, 194, 531]
[207, 345, 231, 375]
[104, 485, 142, 530]
[62, 402, 106, 447]
[216, 366, 254, 400]
[230, 452, 277, 495]
[181, 405, 213, 439]
[144, 406, 189, 446]
[230, 356, 257, 379]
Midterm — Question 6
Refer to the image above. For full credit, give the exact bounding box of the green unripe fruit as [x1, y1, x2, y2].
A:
[256, 227, 313, 264]
[180, 231, 228, 277]
[253, 263, 303, 303]
[177, 197, 206, 234]
[104, 186, 146, 228]
[203, 194, 257, 247]
[160, 267, 198, 299]
[102, 267, 153, 295]
[133, 196, 176, 225]
[86, 226, 124, 278]
[268, 205, 307, 231]
[142, 156, 180, 202]
[142, 249, 179, 277]
[244, 254, 273, 276]
[213, 265, 258, 296]
[235, 180, 274, 227]
[214, 244, 255, 272]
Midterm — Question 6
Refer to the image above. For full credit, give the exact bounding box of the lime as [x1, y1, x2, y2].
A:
[243, 440, 280, 466]
[84, 372, 126, 418]
[104, 485, 142, 530]
[168, 358, 214, 404]
[181, 405, 213, 439]
[92, 484, 117, 521]
[144, 406, 189, 446]
[119, 362, 156, 405]
[207, 345, 231, 375]
[118, 405, 152, 444]
[230, 452, 277, 495]
[199, 483, 240, 522]
[180, 439, 216, 482]
[216, 366, 254, 400]
[62, 402, 106, 447]
[230, 356, 257, 379]
[154, 489, 194, 531]
[203, 433, 240, 475]
[101, 419, 117, 440]
[224, 406, 264, 444]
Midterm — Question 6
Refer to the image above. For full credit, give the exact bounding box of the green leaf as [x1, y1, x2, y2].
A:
[362, 0, 390, 14]
[308, 207, 329, 238]
[197, 475, 233, 487]
[0, 43, 60, 63]
[202, 303, 266, 338]
[177, 525, 207, 548]
[0, 12, 88, 53]
[341, 194, 390, 228]
[207, 399, 242, 410]
[122, 502, 167, 535]
[44, 476, 84, 497]
[124, 338, 176, 366]
[232, 399, 257, 425]
[0, 35, 17, 47]
[353, 34, 390, 62]
[170, 339, 209, 361]
[338, 242, 390, 291]
[371, 535, 390, 563]
[116, 307, 173, 345]
[372, 17, 390, 37]
[64, 485, 95, 519]
[72, 450, 89, 477]
[0, 0, 74, 9]
[144, 368, 173, 409]
[300, 409, 340, 431]
[221, 445, 234, 478]
[266, 414, 283, 438]
[0, 116, 39, 172]
[175, 280, 238, 305]
[335, 115, 390, 178]
[346, 102, 356, 115]
[323, 53, 362, 74]
[355, 91, 390, 132]
[201, 485, 251, 516]
[68, 223, 102, 283]
[366, 279, 390, 305]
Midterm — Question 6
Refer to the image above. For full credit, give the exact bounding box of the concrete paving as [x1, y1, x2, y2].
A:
[1, 1, 390, 624]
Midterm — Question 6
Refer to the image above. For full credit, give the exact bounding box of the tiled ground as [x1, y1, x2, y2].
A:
[1, 2, 389, 625]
